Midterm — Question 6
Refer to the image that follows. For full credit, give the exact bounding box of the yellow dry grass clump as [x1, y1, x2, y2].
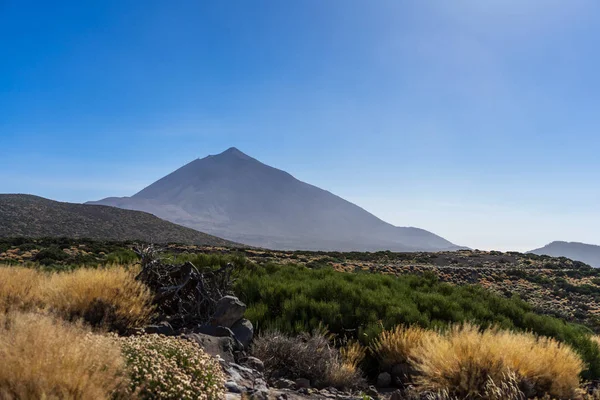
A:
[0, 267, 43, 312]
[0, 311, 126, 400]
[43, 266, 153, 331]
[411, 323, 584, 399]
[340, 340, 367, 370]
[370, 324, 439, 368]
[326, 341, 368, 388]
[0, 265, 153, 332]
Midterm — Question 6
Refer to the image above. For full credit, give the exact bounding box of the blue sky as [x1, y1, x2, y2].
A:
[1, 1, 599, 251]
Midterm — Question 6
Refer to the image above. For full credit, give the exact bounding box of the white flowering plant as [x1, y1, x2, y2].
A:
[120, 334, 225, 400]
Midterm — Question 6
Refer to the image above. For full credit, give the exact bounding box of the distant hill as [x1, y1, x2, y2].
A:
[0, 194, 240, 247]
[89, 147, 463, 252]
[529, 241, 600, 268]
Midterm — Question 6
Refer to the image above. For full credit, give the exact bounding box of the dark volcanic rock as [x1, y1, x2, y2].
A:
[231, 318, 254, 348]
[211, 296, 247, 328]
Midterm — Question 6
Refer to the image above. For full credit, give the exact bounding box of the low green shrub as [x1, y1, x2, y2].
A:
[235, 263, 600, 378]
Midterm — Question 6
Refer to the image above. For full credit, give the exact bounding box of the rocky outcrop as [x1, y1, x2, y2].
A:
[184, 332, 236, 363]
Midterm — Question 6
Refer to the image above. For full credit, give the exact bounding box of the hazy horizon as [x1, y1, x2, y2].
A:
[2, 1, 599, 252]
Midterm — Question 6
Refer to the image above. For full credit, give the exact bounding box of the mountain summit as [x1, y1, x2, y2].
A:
[89, 148, 461, 251]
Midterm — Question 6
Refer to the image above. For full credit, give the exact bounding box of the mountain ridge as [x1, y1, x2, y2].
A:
[89, 147, 463, 252]
[0, 194, 241, 247]
[529, 241, 600, 268]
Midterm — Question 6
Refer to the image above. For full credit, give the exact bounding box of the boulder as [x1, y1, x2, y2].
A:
[193, 324, 245, 351]
[211, 296, 247, 328]
[376, 372, 391, 388]
[184, 333, 235, 363]
[225, 381, 242, 393]
[231, 318, 254, 348]
[195, 324, 236, 337]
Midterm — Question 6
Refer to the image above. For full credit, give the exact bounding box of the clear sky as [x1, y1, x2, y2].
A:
[1, 1, 599, 252]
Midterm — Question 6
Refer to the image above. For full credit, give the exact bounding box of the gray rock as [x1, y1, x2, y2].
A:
[244, 356, 264, 372]
[193, 325, 245, 351]
[184, 333, 235, 363]
[143, 321, 174, 336]
[211, 296, 247, 328]
[248, 390, 269, 400]
[273, 378, 296, 390]
[295, 377, 311, 389]
[195, 324, 236, 337]
[225, 381, 242, 393]
[254, 378, 268, 391]
[231, 318, 254, 348]
[376, 372, 391, 388]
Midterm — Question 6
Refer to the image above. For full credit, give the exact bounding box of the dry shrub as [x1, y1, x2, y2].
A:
[0, 311, 126, 400]
[120, 334, 225, 400]
[42, 266, 153, 332]
[0, 265, 153, 332]
[370, 324, 439, 368]
[412, 323, 583, 400]
[340, 340, 367, 369]
[252, 329, 365, 390]
[0, 266, 43, 312]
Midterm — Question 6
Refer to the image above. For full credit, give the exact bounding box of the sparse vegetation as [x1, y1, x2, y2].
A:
[252, 328, 366, 390]
[3, 240, 600, 397]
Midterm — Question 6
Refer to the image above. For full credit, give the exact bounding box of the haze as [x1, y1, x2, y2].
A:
[2, 1, 599, 251]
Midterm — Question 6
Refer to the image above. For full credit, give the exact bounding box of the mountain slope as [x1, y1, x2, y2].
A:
[0, 194, 240, 247]
[529, 241, 600, 268]
[89, 147, 462, 251]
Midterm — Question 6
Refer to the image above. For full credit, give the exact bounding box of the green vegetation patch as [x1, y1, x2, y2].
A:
[234, 263, 600, 378]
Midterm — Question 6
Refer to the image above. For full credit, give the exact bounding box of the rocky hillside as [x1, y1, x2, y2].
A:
[0, 194, 240, 247]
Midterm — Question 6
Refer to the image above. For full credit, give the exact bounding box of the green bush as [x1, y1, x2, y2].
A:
[105, 249, 139, 265]
[168, 252, 250, 270]
[234, 263, 600, 378]
[33, 247, 69, 266]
